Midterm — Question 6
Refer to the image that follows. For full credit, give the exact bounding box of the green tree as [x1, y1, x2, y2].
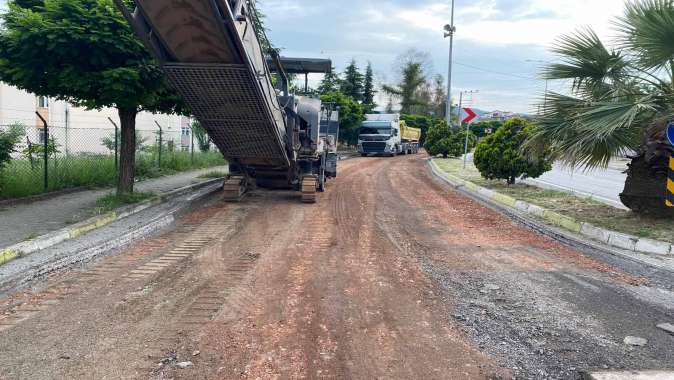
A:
[249, 1, 276, 54]
[431, 74, 447, 118]
[0, 123, 24, 169]
[0, 0, 185, 195]
[424, 119, 475, 158]
[101, 130, 146, 153]
[362, 62, 377, 113]
[320, 91, 365, 146]
[470, 121, 503, 138]
[385, 96, 394, 113]
[317, 66, 341, 95]
[424, 119, 452, 154]
[476, 118, 552, 184]
[527, 1, 674, 215]
[340, 59, 364, 101]
[383, 53, 428, 114]
[192, 120, 211, 152]
[23, 136, 60, 163]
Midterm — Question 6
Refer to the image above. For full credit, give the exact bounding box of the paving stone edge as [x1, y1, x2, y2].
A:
[0, 178, 224, 267]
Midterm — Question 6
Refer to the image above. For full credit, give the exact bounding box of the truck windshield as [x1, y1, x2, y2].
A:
[360, 126, 392, 135]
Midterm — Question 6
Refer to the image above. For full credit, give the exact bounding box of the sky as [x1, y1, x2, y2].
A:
[260, 0, 627, 113]
[0, 0, 626, 113]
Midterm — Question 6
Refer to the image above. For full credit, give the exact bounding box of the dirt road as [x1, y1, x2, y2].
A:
[0, 155, 672, 379]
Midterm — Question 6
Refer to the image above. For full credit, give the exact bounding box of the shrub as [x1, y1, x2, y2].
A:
[101, 130, 147, 153]
[469, 121, 503, 138]
[474, 118, 552, 184]
[425, 120, 476, 158]
[424, 119, 451, 155]
[0, 124, 24, 167]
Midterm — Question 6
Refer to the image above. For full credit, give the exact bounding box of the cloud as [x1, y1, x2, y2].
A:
[0, 0, 627, 113]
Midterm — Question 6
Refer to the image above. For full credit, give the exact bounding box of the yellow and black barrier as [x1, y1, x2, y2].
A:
[668, 155, 674, 207]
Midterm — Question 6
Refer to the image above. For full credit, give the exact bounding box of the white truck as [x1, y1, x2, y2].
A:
[358, 114, 421, 157]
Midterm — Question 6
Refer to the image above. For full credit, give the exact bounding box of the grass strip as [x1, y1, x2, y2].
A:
[434, 158, 673, 244]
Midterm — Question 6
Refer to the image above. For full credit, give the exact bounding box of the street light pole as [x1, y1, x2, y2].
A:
[444, 0, 456, 126]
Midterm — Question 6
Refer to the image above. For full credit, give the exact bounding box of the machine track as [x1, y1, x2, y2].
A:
[222, 176, 247, 202]
[301, 176, 317, 203]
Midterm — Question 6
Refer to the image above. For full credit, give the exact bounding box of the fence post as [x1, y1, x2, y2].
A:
[154, 121, 163, 169]
[191, 122, 195, 164]
[35, 111, 49, 193]
[107, 117, 119, 172]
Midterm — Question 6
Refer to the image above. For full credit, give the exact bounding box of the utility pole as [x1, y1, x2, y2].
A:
[154, 121, 163, 169]
[444, 0, 456, 126]
[64, 104, 70, 155]
[526, 59, 550, 114]
[107, 117, 119, 172]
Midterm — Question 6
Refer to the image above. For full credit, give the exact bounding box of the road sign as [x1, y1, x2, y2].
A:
[462, 108, 477, 124]
[667, 123, 674, 146]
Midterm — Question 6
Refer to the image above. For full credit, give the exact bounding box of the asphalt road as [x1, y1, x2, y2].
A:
[0, 155, 672, 379]
[525, 163, 628, 209]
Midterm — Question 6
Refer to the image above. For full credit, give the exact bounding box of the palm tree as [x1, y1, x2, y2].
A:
[527, 0, 674, 216]
[382, 62, 427, 114]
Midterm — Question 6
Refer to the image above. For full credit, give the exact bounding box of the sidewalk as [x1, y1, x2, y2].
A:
[0, 167, 227, 248]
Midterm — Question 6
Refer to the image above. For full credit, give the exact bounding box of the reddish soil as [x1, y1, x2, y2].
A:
[0, 154, 653, 379]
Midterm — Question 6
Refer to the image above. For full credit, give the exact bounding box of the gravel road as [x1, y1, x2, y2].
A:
[0, 154, 671, 379]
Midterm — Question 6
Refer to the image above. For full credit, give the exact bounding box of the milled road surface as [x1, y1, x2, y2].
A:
[0, 155, 672, 379]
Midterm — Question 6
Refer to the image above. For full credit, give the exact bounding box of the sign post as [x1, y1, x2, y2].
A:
[667, 122, 674, 207]
[462, 108, 477, 169]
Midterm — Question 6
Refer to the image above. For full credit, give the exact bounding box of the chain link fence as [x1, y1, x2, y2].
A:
[0, 122, 224, 200]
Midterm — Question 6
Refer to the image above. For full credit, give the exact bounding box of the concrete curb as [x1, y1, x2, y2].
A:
[0, 181, 224, 294]
[428, 159, 672, 257]
[0, 178, 224, 267]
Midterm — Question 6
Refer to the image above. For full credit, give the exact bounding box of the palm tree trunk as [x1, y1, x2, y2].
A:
[620, 130, 674, 217]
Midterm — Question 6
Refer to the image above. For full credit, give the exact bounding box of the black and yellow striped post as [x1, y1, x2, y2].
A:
[666, 122, 674, 207]
[667, 154, 674, 207]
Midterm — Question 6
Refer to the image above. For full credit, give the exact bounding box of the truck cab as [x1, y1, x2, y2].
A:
[358, 114, 420, 157]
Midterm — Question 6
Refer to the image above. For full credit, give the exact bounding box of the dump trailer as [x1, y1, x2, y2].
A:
[114, 0, 338, 203]
[358, 114, 420, 156]
[400, 121, 421, 154]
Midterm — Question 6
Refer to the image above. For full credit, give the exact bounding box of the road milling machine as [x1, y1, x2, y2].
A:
[114, 0, 339, 203]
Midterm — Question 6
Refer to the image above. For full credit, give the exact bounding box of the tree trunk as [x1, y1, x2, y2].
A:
[620, 130, 674, 218]
[117, 108, 138, 195]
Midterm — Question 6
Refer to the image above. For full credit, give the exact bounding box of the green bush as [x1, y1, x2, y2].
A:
[425, 120, 477, 158]
[474, 118, 552, 184]
[0, 123, 25, 169]
[0, 150, 226, 200]
[469, 121, 503, 138]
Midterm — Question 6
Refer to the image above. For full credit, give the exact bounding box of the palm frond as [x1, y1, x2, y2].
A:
[527, 92, 648, 168]
[615, 0, 674, 70]
[544, 28, 628, 93]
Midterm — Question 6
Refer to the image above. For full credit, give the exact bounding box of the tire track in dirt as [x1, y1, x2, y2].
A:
[374, 154, 671, 379]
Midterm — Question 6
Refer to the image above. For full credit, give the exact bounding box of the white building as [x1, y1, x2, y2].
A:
[0, 83, 195, 155]
[479, 110, 517, 122]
